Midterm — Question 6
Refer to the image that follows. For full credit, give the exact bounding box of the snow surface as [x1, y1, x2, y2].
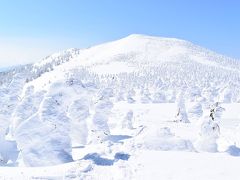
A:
[0, 34, 240, 179]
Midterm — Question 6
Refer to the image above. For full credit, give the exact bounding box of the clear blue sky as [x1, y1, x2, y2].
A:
[0, 0, 239, 67]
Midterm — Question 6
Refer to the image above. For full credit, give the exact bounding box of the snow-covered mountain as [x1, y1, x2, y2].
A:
[1, 34, 240, 179]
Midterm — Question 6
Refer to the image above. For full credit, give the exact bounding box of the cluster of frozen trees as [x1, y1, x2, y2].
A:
[73, 61, 240, 104]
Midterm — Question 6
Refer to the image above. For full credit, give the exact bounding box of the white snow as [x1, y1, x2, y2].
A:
[0, 34, 240, 179]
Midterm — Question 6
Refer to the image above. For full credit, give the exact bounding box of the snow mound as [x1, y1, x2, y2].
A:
[143, 127, 194, 151]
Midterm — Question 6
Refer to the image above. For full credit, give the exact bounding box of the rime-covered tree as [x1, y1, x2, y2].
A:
[195, 102, 225, 152]
[174, 92, 189, 123]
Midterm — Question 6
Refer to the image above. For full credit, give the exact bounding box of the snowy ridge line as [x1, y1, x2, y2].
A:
[28, 48, 81, 82]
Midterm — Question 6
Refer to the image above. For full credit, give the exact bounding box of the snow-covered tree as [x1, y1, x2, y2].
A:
[127, 89, 136, 103]
[152, 91, 166, 103]
[174, 92, 189, 123]
[90, 89, 114, 143]
[209, 102, 225, 121]
[187, 102, 203, 120]
[195, 102, 224, 152]
[68, 98, 90, 146]
[116, 90, 125, 102]
[122, 110, 134, 129]
[219, 87, 232, 103]
[15, 82, 73, 166]
[140, 88, 152, 103]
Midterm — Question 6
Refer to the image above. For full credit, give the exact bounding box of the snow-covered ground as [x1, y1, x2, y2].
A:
[0, 34, 240, 179]
[1, 103, 240, 180]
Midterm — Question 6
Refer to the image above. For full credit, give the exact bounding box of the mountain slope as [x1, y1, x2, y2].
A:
[68, 34, 240, 69]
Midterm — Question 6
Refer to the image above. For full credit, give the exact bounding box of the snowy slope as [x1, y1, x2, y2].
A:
[0, 34, 240, 179]
[69, 34, 240, 69]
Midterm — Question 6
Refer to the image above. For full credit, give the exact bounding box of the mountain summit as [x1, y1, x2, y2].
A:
[76, 34, 238, 64]
[34, 34, 240, 74]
